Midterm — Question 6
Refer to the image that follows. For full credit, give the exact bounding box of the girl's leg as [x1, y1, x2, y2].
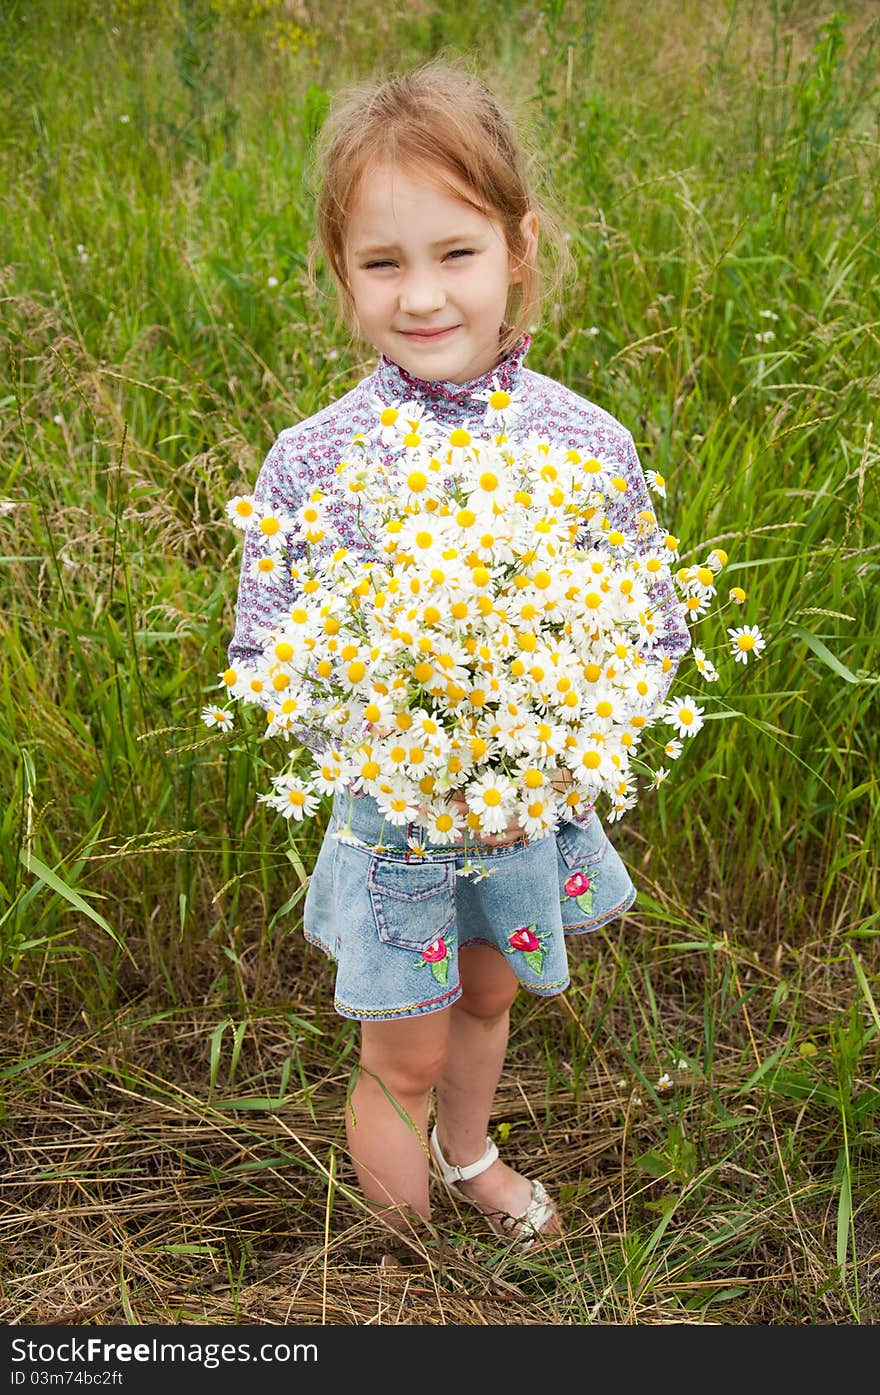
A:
[347, 1008, 451, 1237]
[433, 944, 562, 1234]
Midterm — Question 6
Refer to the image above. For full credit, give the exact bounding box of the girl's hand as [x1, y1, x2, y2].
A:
[448, 793, 523, 847]
[448, 770, 573, 847]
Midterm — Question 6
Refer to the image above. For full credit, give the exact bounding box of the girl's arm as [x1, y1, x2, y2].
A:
[227, 435, 304, 670]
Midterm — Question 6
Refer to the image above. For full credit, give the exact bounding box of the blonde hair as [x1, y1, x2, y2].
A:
[307, 55, 574, 360]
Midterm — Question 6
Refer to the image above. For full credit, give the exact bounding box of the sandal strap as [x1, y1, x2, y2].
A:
[430, 1126, 499, 1184]
[514, 1180, 555, 1246]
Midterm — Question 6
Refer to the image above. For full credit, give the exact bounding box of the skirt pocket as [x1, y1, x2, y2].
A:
[367, 853, 456, 952]
[556, 810, 606, 872]
[555, 811, 636, 930]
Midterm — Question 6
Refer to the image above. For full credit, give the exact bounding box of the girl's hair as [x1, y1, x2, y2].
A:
[307, 55, 574, 360]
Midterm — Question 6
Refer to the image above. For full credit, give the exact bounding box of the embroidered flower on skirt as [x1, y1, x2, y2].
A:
[415, 937, 452, 985]
[505, 924, 547, 975]
[562, 867, 597, 917]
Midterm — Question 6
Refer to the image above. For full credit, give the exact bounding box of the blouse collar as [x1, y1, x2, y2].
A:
[373, 331, 532, 417]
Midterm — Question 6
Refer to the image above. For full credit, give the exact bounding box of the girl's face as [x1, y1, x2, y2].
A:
[344, 161, 538, 385]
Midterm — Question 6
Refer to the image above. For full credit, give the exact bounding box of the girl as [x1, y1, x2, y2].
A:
[227, 59, 691, 1252]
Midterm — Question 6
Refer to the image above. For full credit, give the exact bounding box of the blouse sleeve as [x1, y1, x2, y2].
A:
[225, 432, 335, 755]
[227, 434, 306, 670]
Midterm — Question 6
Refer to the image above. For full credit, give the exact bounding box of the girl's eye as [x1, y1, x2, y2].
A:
[362, 250, 475, 270]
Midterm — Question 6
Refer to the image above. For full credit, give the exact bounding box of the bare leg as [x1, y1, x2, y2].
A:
[434, 944, 562, 1237]
[347, 1009, 450, 1238]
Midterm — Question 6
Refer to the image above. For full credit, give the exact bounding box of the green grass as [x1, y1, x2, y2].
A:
[0, 0, 878, 1324]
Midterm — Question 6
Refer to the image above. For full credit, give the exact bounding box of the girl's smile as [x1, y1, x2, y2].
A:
[398, 324, 460, 343]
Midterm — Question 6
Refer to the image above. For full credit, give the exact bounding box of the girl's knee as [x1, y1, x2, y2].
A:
[457, 982, 518, 1021]
[359, 1013, 450, 1097]
[457, 946, 519, 1020]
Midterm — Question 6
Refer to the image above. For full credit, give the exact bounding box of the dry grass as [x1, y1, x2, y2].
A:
[4, 884, 877, 1325]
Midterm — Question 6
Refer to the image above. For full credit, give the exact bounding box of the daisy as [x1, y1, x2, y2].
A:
[398, 511, 453, 559]
[261, 779, 320, 821]
[729, 586, 747, 605]
[606, 792, 637, 822]
[350, 744, 383, 794]
[664, 699, 705, 738]
[465, 770, 518, 835]
[516, 794, 557, 838]
[475, 378, 526, 431]
[235, 671, 267, 703]
[634, 608, 662, 649]
[532, 511, 574, 547]
[265, 691, 308, 736]
[226, 494, 259, 530]
[370, 398, 435, 447]
[465, 465, 515, 519]
[622, 669, 660, 709]
[565, 733, 614, 787]
[728, 624, 765, 663]
[374, 779, 421, 826]
[297, 495, 331, 545]
[645, 469, 666, 498]
[370, 402, 402, 445]
[441, 421, 480, 469]
[201, 705, 234, 730]
[664, 738, 683, 761]
[312, 749, 347, 795]
[422, 801, 466, 845]
[248, 553, 286, 587]
[693, 647, 719, 682]
[588, 687, 625, 727]
[255, 509, 296, 551]
[688, 565, 718, 600]
[683, 593, 710, 624]
[648, 766, 670, 790]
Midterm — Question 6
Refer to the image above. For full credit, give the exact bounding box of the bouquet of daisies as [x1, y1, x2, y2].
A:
[207, 392, 764, 846]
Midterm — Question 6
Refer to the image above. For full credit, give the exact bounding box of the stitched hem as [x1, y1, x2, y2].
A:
[333, 983, 462, 1022]
[521, 975, 570, 997]
[303, 928, 338, 962]
[563, 886, 637, 933]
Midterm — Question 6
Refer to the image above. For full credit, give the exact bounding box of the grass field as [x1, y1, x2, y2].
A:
[1, 0, 878, 1324]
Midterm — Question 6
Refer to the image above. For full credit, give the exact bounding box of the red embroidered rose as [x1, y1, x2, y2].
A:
[564, 871, 591, 898]
[421, 938, 448, 963]
[508, 926, 540, 953]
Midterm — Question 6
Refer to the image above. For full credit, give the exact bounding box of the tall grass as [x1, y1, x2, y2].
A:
[1, 0, 878, 1324]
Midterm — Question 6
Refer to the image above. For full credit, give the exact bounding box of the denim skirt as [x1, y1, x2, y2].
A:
[302, 791, 636, 1022]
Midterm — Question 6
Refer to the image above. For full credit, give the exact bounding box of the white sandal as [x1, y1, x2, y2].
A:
[429, 1125, 558, 1251]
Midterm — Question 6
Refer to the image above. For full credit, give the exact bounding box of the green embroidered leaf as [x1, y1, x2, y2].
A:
[523, 948, 545, 975]
[576, 890, 594, 914]
[431, 957, 449, 985]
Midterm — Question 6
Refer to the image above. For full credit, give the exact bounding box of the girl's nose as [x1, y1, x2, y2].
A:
[399, 277, 446, 317]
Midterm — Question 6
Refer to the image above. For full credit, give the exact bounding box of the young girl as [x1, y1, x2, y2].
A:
[227, 59, 691, 1252]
